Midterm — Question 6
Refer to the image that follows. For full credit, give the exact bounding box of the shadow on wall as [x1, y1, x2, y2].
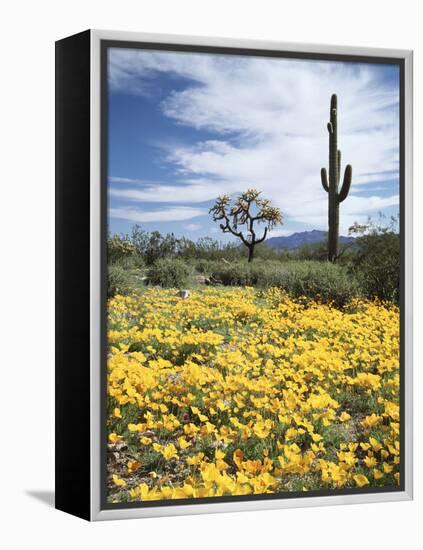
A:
[26, 490, 55, 508]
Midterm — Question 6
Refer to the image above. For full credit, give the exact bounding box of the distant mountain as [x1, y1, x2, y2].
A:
[265, 230, 355, 250]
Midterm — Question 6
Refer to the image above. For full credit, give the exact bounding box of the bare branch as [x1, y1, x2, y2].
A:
[255, 227, 268, 244]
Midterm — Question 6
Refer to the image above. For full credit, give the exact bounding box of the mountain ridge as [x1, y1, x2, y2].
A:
[265, 229, 355, 250]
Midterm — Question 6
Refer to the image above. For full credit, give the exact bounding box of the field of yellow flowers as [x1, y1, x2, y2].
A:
[107, 287, 400, 503]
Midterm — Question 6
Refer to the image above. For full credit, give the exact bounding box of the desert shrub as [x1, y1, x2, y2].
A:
[278, 261, 361, 307]
[211, 261, 283, 286]
[253, 243, 292, 261]
[294, 241, 328, 261]
[211, 260, 360, 307]
[210, 262, 255, 286]
[107, 234, 136, 264]
[131, 226, 181, 265]
[191, 258, 214, 274]
[211, 262, 260, 286]
[115, 253, 145, 270]
[191, 258, 248, 276]
[347, 216, 400, 303]
[148, 258, 191, 288]
[107, 264, 134, 297]
[349, 232, 400, 303]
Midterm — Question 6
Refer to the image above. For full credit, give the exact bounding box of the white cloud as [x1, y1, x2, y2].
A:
[109, 176, 146, 184]
[183, 223, 202, 232]
[291, 193, 399, 234]
[109, 181, 224, 203]
[109, 48, 400, 231]
[109, 206, 205, 223]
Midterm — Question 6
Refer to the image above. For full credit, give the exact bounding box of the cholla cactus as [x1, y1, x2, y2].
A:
[321, 94, 352, 262]
[209, 189, 283, 262]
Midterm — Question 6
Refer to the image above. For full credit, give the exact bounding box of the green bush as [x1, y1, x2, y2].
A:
[107, 234, 136, 264]
[115, 254, 145, 270]
[210, 262, 255, 286]
[131, 226, 182, 265]
[107, 264, 134, 297]
[349, 232, 400, 303]
[191, 258, 213, 274]
[278, 261, 360, 307]
[211, 260, 360, 307]
[211, 261, 280, 287]
[148, 258, 192, 288]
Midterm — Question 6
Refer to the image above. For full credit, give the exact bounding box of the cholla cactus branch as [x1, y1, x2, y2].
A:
[209, 189, 283, 262]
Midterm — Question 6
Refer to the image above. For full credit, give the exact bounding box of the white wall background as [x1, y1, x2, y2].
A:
[0, 1, 420, 548]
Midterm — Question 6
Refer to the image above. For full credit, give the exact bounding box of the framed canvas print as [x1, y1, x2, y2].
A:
[55, 29, 413, 521]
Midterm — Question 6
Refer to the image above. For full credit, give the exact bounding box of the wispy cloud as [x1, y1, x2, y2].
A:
[108, 48, 400, 234]
[109, 206, 205, 223]
[109, 181, 222, 204]
[183, 223, 202, 232]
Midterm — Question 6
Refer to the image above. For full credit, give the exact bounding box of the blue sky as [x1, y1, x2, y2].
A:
[107, 47, 400, 240]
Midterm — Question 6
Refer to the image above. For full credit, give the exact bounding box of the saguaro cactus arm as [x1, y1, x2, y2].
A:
[320, 168, 329, 192]
[339, 164, 352, 202]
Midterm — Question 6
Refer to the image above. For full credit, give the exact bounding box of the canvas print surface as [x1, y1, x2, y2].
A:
[104, 44, 402, 506]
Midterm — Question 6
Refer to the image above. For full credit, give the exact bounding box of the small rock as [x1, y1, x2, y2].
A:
[108, 442, 128, 452]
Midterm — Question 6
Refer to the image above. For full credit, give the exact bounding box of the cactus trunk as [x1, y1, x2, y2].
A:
[328, 189, 340, 262]
[321, 94, 352, 262]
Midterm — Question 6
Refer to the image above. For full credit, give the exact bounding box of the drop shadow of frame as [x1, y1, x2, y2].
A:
[26, 490, 55, 508]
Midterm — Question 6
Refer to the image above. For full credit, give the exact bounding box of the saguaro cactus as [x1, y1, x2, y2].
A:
[321, 94, 352, 262]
